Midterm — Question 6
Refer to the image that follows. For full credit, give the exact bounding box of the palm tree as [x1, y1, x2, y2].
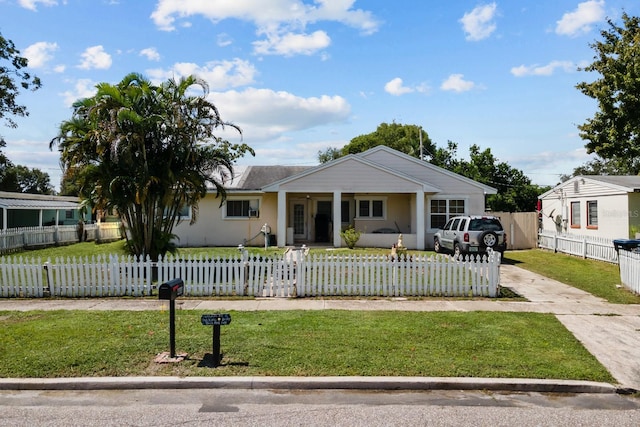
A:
[51, 73, 253, 260]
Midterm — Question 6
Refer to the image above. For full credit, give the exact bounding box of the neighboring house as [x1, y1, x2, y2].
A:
[0, 191, 85, 230]
[173, 146, 496, 250]
[538, 175, 640, 240]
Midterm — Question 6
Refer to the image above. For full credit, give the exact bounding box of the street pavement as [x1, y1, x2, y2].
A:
[1, 264, 639, 393]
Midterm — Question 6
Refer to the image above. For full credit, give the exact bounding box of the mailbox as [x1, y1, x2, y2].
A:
[158, 278, 184, 300]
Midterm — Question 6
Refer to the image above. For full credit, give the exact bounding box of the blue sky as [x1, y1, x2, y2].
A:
[2, 0, 640, 191]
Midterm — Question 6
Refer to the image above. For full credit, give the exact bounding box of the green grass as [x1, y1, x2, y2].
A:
[3, 241, 431, 260]
[504, 249, 640, 304]
[0, 310, 613, 382]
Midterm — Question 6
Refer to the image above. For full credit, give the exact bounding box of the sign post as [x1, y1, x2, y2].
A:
[201, 313, 231, 367]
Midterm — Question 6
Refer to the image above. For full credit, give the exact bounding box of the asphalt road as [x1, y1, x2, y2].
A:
[1, 389, 639, 427]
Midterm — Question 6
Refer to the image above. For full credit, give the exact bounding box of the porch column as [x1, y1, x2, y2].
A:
[333, 190, 342, 247]
[416, 190, 425, 250]
[2, 208, 6, 230]
[38, 210, 43, 227]
[277, 190, 287, 247]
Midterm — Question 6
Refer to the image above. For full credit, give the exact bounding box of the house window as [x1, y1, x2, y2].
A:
[177, 205, 191, 219]
[225, 199, 260, 218]
[164, 205, 191, 221]
[570, 201, 581, 228]
[356, 198, 385, 219]
[430, 199, 466, 229]
[65, 210, 74, 219]
[587, 201, 598, 228]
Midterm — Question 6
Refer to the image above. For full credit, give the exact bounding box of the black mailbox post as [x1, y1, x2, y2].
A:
[158, 278, 184, 358]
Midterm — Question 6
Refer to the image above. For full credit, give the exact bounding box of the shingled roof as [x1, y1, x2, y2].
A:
[215, 165, 313, 191]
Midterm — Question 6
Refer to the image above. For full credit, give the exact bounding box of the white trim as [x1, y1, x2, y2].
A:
[426, 196, 469, 231]
[354, 196, 387, 220]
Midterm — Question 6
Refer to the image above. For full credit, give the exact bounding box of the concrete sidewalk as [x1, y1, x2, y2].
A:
[1, 264, 639, 392]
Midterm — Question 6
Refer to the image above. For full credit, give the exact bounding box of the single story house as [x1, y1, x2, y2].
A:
[173, 146, 496, 250]
[538, 175, 640, 240]
[0, 191, 84, 230]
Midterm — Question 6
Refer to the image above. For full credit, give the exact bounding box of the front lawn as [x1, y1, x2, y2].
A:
[504, 249, 640, 304]
[0, 310, 613, 382]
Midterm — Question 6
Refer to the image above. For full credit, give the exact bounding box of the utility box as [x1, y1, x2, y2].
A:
[158, 278, 184, 300]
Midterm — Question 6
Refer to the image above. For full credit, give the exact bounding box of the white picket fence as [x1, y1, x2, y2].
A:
[538, 230, 618, 263]
[0, 223, 123, 254]
[0, 252, 501, 298]
[619, 249, 640, 295]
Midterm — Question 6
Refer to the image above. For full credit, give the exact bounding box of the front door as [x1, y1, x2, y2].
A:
[315, 201, 332, 243]
[292, 201, 307, 241]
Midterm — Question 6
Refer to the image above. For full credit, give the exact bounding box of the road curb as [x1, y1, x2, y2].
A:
[0, 376, 622, 394]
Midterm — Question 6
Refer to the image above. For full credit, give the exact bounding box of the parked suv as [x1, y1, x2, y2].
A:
[434, 215, 507, 257]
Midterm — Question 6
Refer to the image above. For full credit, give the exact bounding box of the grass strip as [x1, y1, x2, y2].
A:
[504, 249, 640, 304]
[0, 310, 613, 382]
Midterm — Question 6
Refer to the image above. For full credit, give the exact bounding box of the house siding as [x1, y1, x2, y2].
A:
[361, 150, 485, 195]
[540, 177, 633, 239]
[173, 192, 278, 247]
[277, 159, 424, 193]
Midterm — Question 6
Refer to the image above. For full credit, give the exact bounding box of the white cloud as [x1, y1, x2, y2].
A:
[23, 41, 58, 68]
[556, 0, 605, 37]
[78, 45, 112, 70]
[384, 78, 413, 96]
[460, 2, 498, 41]
[18, 0, 57, 11]
[210, 87, 351, 140]
[146, 58, 258, 90]
[150, 0, 380, 56]
[440, 74, 475, 92]
[384, 77, 430, 96]
[139, 47, 161, 61]
[217, 33, 233, 47]
[511, 60, 576, 77]
[253, 30, 331, 56]
[60, 78, 97, 107]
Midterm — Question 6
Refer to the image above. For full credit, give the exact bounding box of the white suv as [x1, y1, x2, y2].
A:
[434, 215, 507, 257]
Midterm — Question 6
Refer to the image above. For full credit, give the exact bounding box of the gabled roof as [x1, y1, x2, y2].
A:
[220, 145, 498, 194]
[539, 175, 640, 199]
[261, 153, 442, 193]
[582, 175, 640, 191]
[359, 145, 498, 194]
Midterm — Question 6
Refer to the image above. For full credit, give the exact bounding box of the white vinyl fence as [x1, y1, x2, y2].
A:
[0, 223, 122, 254]
[538, 230, 618, 263]
[1, 252, 501, 298]
[618, 249, 640, 295]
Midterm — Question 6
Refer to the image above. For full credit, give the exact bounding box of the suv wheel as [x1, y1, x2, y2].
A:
[434, 238, 442, 253]
[480, 231, 498, 248]
[453, 243, 462, 259]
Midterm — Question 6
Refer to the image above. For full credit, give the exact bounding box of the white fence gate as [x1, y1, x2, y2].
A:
[619, 250, 640, 295]
[0, 252, 501, 298]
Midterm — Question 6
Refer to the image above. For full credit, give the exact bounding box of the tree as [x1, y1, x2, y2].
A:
[0, 164, 53, 194]
[431, 143, 547, 212]
[50, 73, 253, 260]
[0, 139, 53, 194]
[576, 13, 640, 173]
[0, 32, 41, 131]
[560, 155, 640, 182]
[317, 122, 435, 163]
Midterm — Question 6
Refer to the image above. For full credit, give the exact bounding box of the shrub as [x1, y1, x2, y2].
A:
[340, 225, 361, 249]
